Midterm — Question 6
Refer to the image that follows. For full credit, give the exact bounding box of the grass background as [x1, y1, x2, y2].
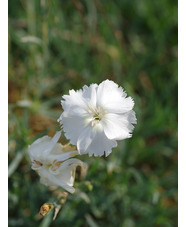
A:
[8, 0, 177, 226]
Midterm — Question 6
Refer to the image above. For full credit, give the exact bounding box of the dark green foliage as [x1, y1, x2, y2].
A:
[8, 0, 177, 226]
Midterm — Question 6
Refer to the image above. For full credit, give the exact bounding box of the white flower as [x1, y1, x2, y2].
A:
[28, 131, 87, 193]
[58, 79, 137, 157]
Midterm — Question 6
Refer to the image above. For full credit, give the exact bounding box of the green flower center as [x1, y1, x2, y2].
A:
[89, 107, 106, 127]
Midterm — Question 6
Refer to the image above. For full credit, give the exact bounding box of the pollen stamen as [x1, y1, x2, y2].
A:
[89, 107, 106, 127]
[33, 160, 43, 166]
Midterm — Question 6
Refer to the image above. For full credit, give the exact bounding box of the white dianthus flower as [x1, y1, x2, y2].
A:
[58, 79, 137, 157]
[28, 131, 86, 193]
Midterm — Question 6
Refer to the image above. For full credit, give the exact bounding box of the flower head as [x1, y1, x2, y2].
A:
[28, 131, 87, 193]
[58, 80, 137, 157]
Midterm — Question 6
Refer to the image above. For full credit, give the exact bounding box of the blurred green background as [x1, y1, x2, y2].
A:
[8, 0, 177, 226]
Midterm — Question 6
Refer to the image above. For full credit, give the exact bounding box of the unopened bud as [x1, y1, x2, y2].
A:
[40, 203, 54, 216]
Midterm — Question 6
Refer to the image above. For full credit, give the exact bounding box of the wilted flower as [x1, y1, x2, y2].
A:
[58, 79, 137, 157]
[28, 131, 87, 193]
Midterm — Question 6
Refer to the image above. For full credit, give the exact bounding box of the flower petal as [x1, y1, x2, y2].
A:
[77, 123, 117, 157]
[61, 89, 87, 114]
[29, 131, 62, 161]
[28, 136, 51, 161]
[77, 126, 97, 154]
[48, 150, 79, 164]
[102, 112, 136, 140]
[60, 115, 86, 145]
[97, 80, 134, 113]
[87, 129, 117, 157]
[82, 84, 98, 109]
[39, 168, 75, 193]
[44, 131, 61, 156]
